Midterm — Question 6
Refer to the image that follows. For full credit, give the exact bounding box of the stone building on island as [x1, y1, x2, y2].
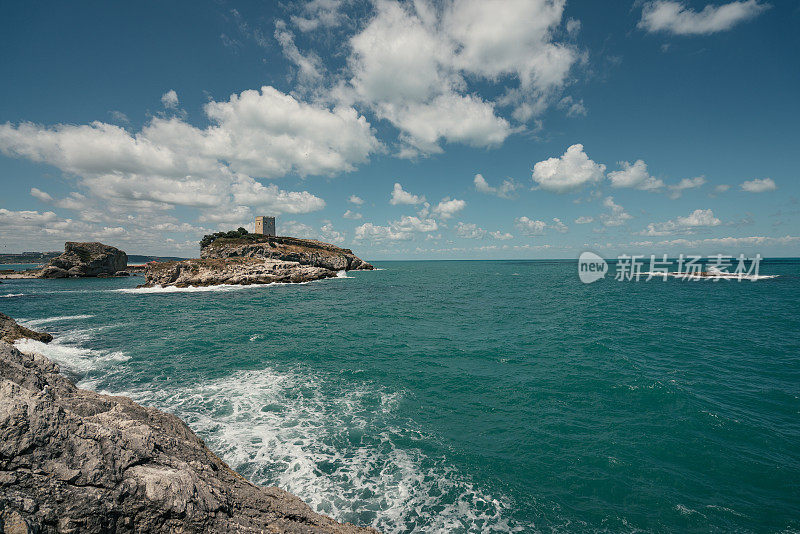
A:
[254, 216, 276, 236]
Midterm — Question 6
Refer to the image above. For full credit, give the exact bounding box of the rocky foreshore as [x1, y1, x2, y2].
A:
[140, 257, 338, 288]
[141, 236, 372, 288]
[0, 315, 376, 533]
[202, 235, 374, 271]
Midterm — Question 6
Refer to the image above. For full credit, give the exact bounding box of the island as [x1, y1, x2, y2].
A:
[0, 313, 376, 533]
[140, 230, 373, 289]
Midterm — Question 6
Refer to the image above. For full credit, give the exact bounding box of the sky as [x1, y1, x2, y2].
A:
[0, 0, 798, 259]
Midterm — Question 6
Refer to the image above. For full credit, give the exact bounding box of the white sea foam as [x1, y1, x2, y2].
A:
[115, 281, 320, 294]
[0, 293, 25, 298]
[23, 314, 94, 326]
[336, 270, 351, 278]
[14, 337, 129, 373]
[640, 271, 778, 281]
[113, 367, 517, 533]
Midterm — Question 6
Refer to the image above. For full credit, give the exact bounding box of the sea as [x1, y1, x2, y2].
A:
[1, 260, 799, 533]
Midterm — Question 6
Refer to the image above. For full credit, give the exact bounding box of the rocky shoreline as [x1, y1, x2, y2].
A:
[140, 236, 372, 289]
[0, 315, 377, 533]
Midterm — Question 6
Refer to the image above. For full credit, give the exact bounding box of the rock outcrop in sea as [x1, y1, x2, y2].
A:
[0, 313, 53, 344]
[141, 258, 338, 288]
[38, 242, 128, 279]
[141, 236, 372, 288]
[201, 236, 374, 272]
[0, 316, 376, 533]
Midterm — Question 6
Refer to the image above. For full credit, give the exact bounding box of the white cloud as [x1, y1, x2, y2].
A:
[390, 182, 425, 205]
[515, 216, 567, 235]
[319, 222, 346, 243]
[274, 20, 324, 86]
[668, 176, 706, 199]
[575, 215, 594, 224]
[392, 215, 438, 233]
[639, 0, 769, 35]
[489, 230, 514, 240]
[290, 0, 349, 32]
[608, 159, 665, 191]
[515, 216, 547, 236]
[715, 184, 731, 193]
[343, 209, 362, 220]
[230, 177, 326, 214]
[600, 196, 633, 227]
[551, 217, 568, 233]
[344, 0, 578, 153]
[161, 90, 179, 109]
[432, 197, 466, 219]
[0, 86, 379, 221]
[30, 187, 53, 203]
[638, 208, 721, 236]
[455, 222, 486, 239]
[474, 173, 518, 198]
[557, 96, 587, 117]
[740, 177, 776, 192]
[280, 220, 316, 239]
[354, 222, 411, 242]
[532, 144, 606, 193]
[348, 194, 364, 205]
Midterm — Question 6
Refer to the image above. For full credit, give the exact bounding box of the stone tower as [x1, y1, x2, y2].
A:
[254, 216, 276, 236]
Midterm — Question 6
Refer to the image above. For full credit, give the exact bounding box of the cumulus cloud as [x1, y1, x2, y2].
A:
[740, 177, 776, 192]
[608, 159, 665, 191]
[455, 222, 486, 239]
[0, 86, 380, 220]
[354, 222, 411, 242]
[390, 182, 425, 205]
[344, 0, 579, 153]
[161, 90, 179, 109]
[532, 144, 606, 193]
[600, 196, 633, 227]
[432, 197, 466, 219]
[474, 173, 518, 198]
[515, 216, 567, 235]
[575, 215, 594, 224]
[639, 0, 769, 35]
[668, 176, 706, 199]
[348, 194, 364, 205]
[715, 184, 731, 193]
[638, 208, 721, 236]
[489, 230, 514, 240]
[343, 209, 362, 220]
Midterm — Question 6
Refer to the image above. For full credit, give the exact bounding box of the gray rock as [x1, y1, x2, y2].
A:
[39, 242, 127, 278]
[141, 258, 338, 288]
[0, 313, 53, 344]
[0, 341, 377, 533]
[202, 236, 374, 271]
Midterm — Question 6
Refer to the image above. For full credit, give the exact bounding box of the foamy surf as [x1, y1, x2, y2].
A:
[0, 293, 25, 298]
[111, 366, 517, 533]
[14, 337, 129, 374]
[640, 272, 778, 280]
[22, 314, 95, 326]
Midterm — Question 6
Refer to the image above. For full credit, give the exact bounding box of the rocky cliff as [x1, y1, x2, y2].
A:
[201, 236, 373, 271]
[39, 242, 127, 279]
[0, 316, 376, 534]
[141, 257, 338, 288]
[0, 313, 53, 344]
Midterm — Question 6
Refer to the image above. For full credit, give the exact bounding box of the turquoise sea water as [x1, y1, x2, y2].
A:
[2, 260, 799, 533]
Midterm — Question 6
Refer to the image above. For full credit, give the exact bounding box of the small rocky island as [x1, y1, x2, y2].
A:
[141, 230, 373, 289]
[39, 241, 128, 278]
[0, 314, 376, 533]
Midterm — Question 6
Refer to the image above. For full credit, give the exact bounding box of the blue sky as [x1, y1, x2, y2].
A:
[0, 0, 797, 259]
